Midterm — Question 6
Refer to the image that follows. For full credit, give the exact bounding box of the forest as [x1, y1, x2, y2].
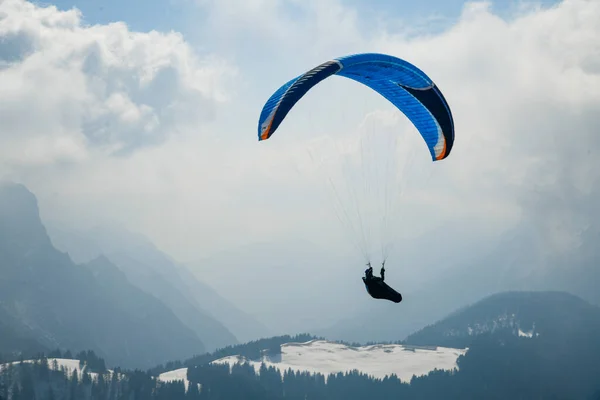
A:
[2, 327, 600, 400]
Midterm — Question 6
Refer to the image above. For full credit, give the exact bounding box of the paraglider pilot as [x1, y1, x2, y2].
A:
[362, 261, 402, 303]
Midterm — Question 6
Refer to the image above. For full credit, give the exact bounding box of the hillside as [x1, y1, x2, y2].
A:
[0, 307, 48, 360]
[47, 223, 271, 348]
[3, 290, 600, 399]
[405, 290, 600, 348]
[0, 181, 205, 369]
[153, 339, 465, 393]
[212, 339, 466, 382]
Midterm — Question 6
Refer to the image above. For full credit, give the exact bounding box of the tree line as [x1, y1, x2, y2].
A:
[2, 329, 600, 399]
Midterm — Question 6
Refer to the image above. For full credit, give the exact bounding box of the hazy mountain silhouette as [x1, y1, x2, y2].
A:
[47, 223, 271, 348]
[0, 181, 204, 369]
[405, 290, 600, 348]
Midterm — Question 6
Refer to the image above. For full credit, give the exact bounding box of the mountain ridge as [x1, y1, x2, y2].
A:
[405, 290, 600, 348]
[0, 181, 206, 369]
[46, 223, 272, 347]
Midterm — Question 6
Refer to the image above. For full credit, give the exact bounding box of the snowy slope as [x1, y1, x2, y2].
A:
[2, 357, 197, 391]
[157, 367, 200, 391]
[157, 367, 201, 392]
[211, 339, 467, 382]
[0, 358, 118, 380]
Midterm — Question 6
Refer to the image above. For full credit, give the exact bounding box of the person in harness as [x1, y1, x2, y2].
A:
[362, 261, 402, 303]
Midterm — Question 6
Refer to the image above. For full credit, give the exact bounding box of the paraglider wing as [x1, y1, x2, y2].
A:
[257, 53, 455, 161]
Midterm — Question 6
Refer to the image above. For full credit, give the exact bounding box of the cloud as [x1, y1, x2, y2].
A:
[0, 0, 236, 168]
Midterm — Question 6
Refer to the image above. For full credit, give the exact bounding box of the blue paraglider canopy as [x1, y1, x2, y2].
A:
[257, 52, 454, 162]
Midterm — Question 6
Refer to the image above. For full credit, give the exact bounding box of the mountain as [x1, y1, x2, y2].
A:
[0, 307, 48, 360]
[46, 224, 271, 348]
[174, 263, 271, 344]
[99, 248, 239, 352]
[0, 181, 204, 369]
[82, 255, 212, 358]
[403, 290, 600, 400]
[405, 290, 600, 348]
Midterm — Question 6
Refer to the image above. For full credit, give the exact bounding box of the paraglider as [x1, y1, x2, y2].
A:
[257, 53, 455, 303]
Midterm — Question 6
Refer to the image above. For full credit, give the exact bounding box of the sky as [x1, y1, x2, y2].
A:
[0, 0, 598, 324]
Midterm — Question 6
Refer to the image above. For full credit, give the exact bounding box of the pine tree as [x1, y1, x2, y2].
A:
[19, 365, 35, 400]
[186, 382, 201, 399]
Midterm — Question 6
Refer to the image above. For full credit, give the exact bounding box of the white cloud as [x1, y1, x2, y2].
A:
[0, 0, 236, 168]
